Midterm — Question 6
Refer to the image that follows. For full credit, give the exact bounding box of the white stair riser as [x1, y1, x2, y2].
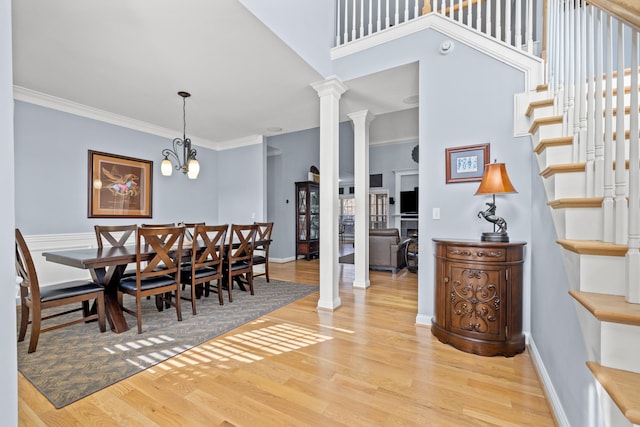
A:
[529, 104, 556, 123]
[537, 144, 574, 170]
[536, 122, 564, 140]
[560, 249, 626, 295]
[551, 208, 603, 240]
[574, 305, 640, 374]
[543, 172, 586, 200]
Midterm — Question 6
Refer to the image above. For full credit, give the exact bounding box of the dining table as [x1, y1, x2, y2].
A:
[42, 239, 271, 333]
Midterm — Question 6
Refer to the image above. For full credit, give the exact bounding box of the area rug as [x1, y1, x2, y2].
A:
[338, 253, 354, 264]
[17, 278, 317, 408]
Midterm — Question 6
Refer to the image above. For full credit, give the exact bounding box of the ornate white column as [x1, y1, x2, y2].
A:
[311, 77, 348, 310]
[348, 110, 374, 289]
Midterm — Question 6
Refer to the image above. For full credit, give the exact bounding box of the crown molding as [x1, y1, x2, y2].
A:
[215, 134, 264, 151]
[13, 86, 219, 150]
[370, 136, 418, 147]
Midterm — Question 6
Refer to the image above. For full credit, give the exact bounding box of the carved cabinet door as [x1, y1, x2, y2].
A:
[444, 263, 507, 341]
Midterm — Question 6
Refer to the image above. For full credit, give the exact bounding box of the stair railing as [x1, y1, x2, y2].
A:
[335, 0, 537, 54]
[545, 0, 639, 303]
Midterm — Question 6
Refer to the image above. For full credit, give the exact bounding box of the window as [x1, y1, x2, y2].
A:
[369, 192, 388, 229]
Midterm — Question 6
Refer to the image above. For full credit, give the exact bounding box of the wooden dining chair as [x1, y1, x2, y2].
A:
[180, 224, 227, 313]
[252, 222, 274, 282]
[16, 228, 106, 353]
[117, 226, 184, 333]
[224, 224, 257, 302]
[179, 222, 205, 244]
[94, 224, 138, 277]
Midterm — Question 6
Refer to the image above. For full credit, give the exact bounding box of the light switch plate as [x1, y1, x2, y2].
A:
[432, 208, 440, 220]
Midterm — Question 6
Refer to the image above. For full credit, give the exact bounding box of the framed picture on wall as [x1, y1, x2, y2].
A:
[445, 143, 490, 183]
[88, 150, 153, 218]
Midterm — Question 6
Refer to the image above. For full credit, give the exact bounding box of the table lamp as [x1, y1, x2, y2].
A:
[475, 161, 517, 242]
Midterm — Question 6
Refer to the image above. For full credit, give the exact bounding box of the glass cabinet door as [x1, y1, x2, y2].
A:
[309, 187, 319, 240]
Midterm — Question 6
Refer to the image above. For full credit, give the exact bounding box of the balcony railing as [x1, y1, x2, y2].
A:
[335, 0, 537, 54]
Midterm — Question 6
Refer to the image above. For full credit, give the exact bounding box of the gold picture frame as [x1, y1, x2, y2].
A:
[88, 150, 153, 218]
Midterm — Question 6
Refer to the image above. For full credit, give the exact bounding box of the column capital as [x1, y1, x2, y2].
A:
[347, 110, 375, 126]
[311, 77, 348, 99]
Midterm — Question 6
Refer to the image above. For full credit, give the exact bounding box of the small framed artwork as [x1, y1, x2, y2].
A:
[88, 150, 153, 218]
[445, 143, 490, 184]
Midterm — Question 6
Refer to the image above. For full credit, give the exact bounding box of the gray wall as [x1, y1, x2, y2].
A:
[1, 0, 18, 423]
[266, 126, 320, 260]
[329, 26, 594, 427]
[14, 101, 222, 234]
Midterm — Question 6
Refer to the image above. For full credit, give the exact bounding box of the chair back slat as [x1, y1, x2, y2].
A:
[94, 224, 137, 248]
[137, 226, 184, 280]
[192, 224, 227, 270]
[228, 224, 257, 264]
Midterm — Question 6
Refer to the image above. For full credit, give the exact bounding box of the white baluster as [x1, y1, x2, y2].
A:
[515, 0, 522, 49]
[614, 21, 628, 244]
[563, 0, 571, 134]
[458, 0, 463, 23]
[566, 0, 575, 143]
[467, 0, 472, 28]
[377, 0, 381, 31]
[395, 0, 400, 25]
[577, 2, 587, 164]
[414, 0, 419, 19]
[404, 0, 409, 22]
[556, 0, 565, 116]
[526, 0, 534, 54]
[359, 0, 364, 38]
[572, 1, 582, 164]
[367, 0, 372, 35]
[627, 30, 640, 303]
[594, 9, 605, 197]
[486, 0, 492, 37]
[585, 5, 595, 196]
[476, 0, 482, 32]
[495, 0, 501, 41]
[344, 0, 349, 43]
[505, 0, 512, 45]
[603, 13, 615, 243]
[386, 0, 390, 28]
[352, 0, 357, 41]
[449, 0, 454, 19]
[336, 0, 341, 45]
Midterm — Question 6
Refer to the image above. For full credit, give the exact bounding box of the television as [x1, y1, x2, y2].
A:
[400, 189, 418, 214]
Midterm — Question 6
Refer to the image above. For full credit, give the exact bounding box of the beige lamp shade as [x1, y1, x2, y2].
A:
[475, 163, 517, 195]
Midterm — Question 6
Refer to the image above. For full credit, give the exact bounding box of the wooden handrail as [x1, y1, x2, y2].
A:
[423, 0, 487, 16]
[586, 0, 639, 31]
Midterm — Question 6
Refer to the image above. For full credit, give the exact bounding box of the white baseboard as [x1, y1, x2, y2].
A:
[271, 256, 297, 263]
[527, 334, 570, 427]
[415, 313, 432, 326]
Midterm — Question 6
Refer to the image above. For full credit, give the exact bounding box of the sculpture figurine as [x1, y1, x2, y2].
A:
[477, 201, 507, 233]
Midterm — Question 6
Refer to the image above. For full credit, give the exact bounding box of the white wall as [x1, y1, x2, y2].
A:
[1, 0, 18, 423]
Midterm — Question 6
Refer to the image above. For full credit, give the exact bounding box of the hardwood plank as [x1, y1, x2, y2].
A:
[18, 259, 557, 426]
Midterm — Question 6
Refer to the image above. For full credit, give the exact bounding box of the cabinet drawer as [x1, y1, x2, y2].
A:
[446, 245, 506, 262]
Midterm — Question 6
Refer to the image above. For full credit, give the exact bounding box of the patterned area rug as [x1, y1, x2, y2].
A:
[17, 278, 317, 408]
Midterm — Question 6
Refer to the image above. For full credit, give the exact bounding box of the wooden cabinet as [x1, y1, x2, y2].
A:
[295, 181, 319, 260]
[432, 239, 526, 357]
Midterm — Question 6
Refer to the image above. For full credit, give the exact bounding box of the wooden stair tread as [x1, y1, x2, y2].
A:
[533, 136, 573, 154]
[540, 163, 586, 178]
[548, 197, 603, 208]
[536, 84, 548, 92]
[528, 115, 563, 134]
[557, 239, 627, 256]
[570, 290, 640, 326]
[526, 98, 554, 117]
[587, 362, 640, 425]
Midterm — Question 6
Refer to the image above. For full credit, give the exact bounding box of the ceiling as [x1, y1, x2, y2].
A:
[11, 0, 418, 148]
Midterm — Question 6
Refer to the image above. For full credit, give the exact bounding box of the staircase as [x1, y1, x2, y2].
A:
[527, 69, 640, 425]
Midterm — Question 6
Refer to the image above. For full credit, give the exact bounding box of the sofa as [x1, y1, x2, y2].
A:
[368, 228, 408, 273]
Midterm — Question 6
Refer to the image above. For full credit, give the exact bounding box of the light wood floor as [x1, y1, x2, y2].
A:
[18, 257, 557, 426]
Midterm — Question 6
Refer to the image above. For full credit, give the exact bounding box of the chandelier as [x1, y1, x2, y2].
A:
[161, 91, 200, 179]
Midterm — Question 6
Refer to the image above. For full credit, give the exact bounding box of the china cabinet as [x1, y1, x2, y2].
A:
[295, 181, 319, 260]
